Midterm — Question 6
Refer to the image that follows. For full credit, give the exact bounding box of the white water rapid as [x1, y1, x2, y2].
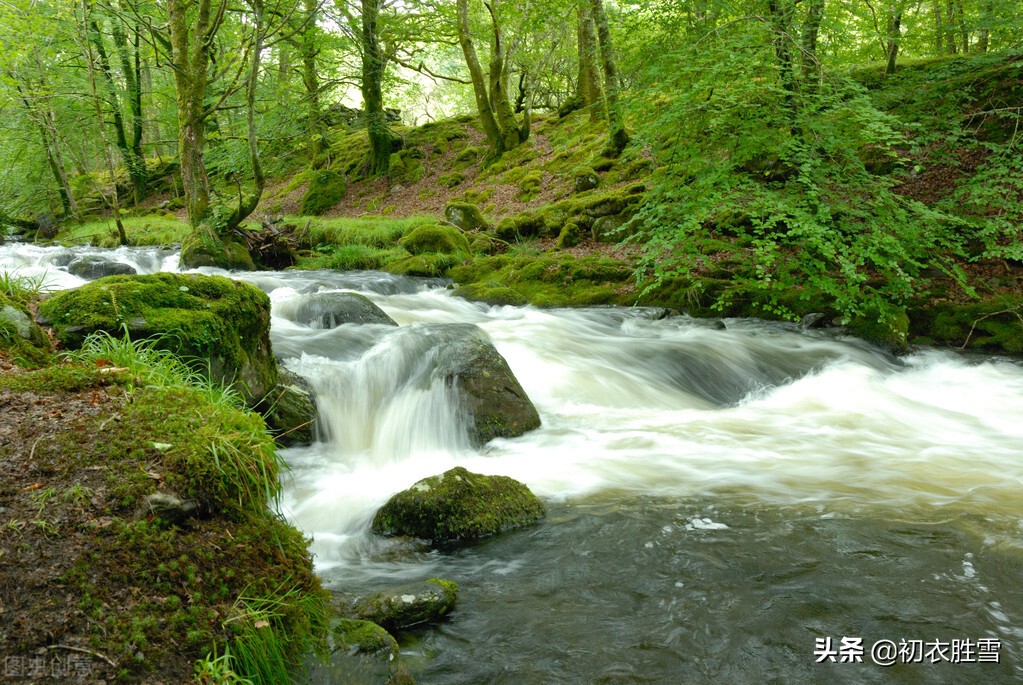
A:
[4, 243, 1022, 683]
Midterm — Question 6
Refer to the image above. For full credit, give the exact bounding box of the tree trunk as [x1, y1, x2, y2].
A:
[767, 0, 797, 112]
[800, 0, 825, 87]
[168, 0, 215, 227]
[589, 0, 628, 155]
[885, 11, 902, 76]
[112, 21, 147, 203]
[362, 0, 394, 174]
[457, 0, 505, 157]
[576, 0, 603, 122]
[486, 0, 524, 150]
[81, 1, 128, 244]
[303, 0, 327, 162]
[89, 18, 147, 206]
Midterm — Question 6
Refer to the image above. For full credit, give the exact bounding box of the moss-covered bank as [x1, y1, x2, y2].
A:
[0, 361, 328, 683]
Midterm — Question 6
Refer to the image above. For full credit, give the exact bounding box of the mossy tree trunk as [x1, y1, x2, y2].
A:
[457, 0, 506, 157]
[589, 0, 629, 156]
[302, 0, 328, 163]
[80, 0, 128, 245]
[170, 0, 267, 269]
[885, 8, 903, 76]
[576, 0, 603, 122]
[88, 16, 147, 206]
[800, 0, 825, 88]
[456, 0, 525, 159]
[168, 0, 216, 229]
[111, 20, 148, 204]
[485, 0, 526, 150]
[362, 0, 395, 175]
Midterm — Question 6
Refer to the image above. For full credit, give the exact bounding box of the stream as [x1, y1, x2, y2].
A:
[4, 243, 1023, 683]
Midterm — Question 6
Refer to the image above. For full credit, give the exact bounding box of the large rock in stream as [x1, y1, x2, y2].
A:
[432, 323, 541, 446]
[38, 273, 278, 404]
[372, 466, 545, 543]
[280, 291, 398, 328]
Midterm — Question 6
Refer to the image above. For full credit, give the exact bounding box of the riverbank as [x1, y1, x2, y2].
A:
[0, 350, 328, 682]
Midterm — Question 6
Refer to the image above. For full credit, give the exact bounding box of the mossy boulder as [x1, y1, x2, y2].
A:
[38, 273, 278, 404]
[383, 253, 461, 277]
[67, 256, 138, 280]
[444, 201, 490, 232]
[300, 170, 346, 216]
[431, 323, 541, 445]
[573, 166, 600, 193]
[179, 231, 255, 271]
[0, 294, 51, 366]
[372, 467, 545, 542]
[847, 307, 911, 353]
[342, 579, 458, 632]
[331, 618, 399, 657]
[279, 292, 398, 329]
[556, 221, 582, 249]
[398, 224, 470, 255]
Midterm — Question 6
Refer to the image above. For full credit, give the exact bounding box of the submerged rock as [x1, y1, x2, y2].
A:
[286, 291, 398, 329]
[67, 256, 137, 280]
[342, 578, 458, 632]
[433, 323, 541, 446]
[372, 467, 545, 543]
[39, 273, 278, 404]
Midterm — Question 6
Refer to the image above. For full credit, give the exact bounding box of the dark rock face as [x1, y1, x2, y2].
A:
[431, 324, 541, 446]
[372, 466, 545, 543]
[262, 368, 317, 445]
[285, 292, 398, 329]
[67, 256, 138, 280]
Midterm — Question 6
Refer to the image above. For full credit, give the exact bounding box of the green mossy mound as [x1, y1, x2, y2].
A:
[343, 579, 458, 632]
[39, 273, 278, 404]
[372, 467, 545, 543]
[911, 297, 1023, 353]
[499, 182, 645, 238]
[444, 201, 490, 232]
[450, 253, 632, 307]
[0, 366, 327, 683]
[179, 231, 255, 271]
[300, 170, 347, 216]
[398, 224, 470, 255]
[0, 293, 51, 367]
[384, 253, 462, 277]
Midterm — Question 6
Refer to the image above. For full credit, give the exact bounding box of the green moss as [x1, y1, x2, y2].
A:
[444, 201, 491, 232]
[438, 172, 464, 188]
[331, 619, 398, 656]
[0, 292, 52, 367]
[911, 297, 1023, 354]
[516, 170, 543, 201]
[449, 252, 631, 307]
[455, 146, 480, 163]
[39, 274, 278, 403]
[300, 170, 346, 216]
[180, 229, 256, 271]
[398, 224, 470, 255]
[847, 307, 911, 353]
[372, 466, 545, 542]
[384, 253, 461, 277]
[556, 221, 582, 249]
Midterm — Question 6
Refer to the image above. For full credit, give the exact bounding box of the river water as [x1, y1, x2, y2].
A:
[4, 244, 1023, 683]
